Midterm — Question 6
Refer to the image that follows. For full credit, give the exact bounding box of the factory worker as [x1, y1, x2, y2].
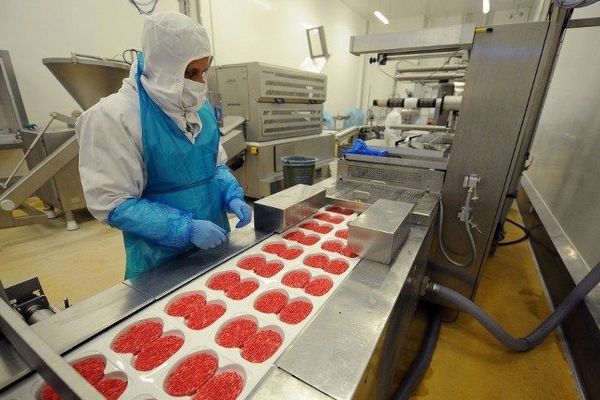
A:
[76, 12, 251, 279]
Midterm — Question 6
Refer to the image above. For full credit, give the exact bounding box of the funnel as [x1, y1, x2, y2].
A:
[43, 54, 130, 110]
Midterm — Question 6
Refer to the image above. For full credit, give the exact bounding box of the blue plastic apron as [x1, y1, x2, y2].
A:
[122, 54, 229, 279]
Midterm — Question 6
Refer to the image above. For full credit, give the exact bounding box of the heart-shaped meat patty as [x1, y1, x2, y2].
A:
[166, 293, 206, 317]
[165, 352, 218, 396]
[303, 254, 330, 269]
[324, 259, 350, 275]
[226, 280, 259, 300]
[207, 271, 241, 292]
[111, 320, 162, 354]
[94, 377, 128, 400]
[254, 291, 288, 314]
[133, 335, 184, 371]
[281, 270, 311, 288]
[216, 318, 258, 348]
[304, 277, 333, 296]
[279, 300, 313, 325]
[241, 329, 283, 363]
[193, 371, 244, 400]
[186, 303, 226, 330]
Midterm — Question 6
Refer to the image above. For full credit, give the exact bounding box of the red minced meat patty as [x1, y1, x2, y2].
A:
[111, 320, 163, 354]
[241, 329, 283, 363]
[226, 280, 259, 300]
[323, 259, 350, 275]
[166, 293, 206, 317]
[303, 254, 329, 269]
[165, 352, 218, 396]
[186, 303, 226, 330]
[279, 300, 313, 325]
[254, 292, 288, 314]
[207, 271, 241, 292]
[133, 335, 184, 371]
[321, 240, 344, 254]
[237, 255, 265, 271]
[94, 377, 128, 400]
[216, 318, 258, 348]
[193, 371, 244, 400]
[304, 277, 333, 297]
[281, 270, 311, 288]
[253, 261, 283, 278]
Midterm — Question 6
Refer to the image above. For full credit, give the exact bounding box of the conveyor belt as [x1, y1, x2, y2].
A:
[6, 206, 361, 400]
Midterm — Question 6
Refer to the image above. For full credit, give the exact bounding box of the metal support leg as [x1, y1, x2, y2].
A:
[0, 299, 103, 400]
[43, 203, 58, 219]
[64, 210, 79, 231]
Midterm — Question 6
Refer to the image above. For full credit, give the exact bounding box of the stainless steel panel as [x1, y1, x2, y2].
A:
[338, 159, 444, 193]
[350, 24, 475, 56]
[126, 224, 272, 299]
[240, 134, 335, 198]
[525, 24, 600, 274]
[344, 153, 448, 171]
[221, 129, 246, 160]
[431, 22, 550, 300]
[249, 102, 323, 142]
[254, 185, 325, 233]
[43, 55, 129, 110]
[0, 50, 28, 137]
[277, 224, 432, 400]
[248, 368, 334, 400]
[348, 199, 413, 264]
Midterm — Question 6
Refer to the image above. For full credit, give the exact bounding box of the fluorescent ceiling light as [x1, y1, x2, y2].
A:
[483, 0, 491, 14]
[374, 10, 389, 25]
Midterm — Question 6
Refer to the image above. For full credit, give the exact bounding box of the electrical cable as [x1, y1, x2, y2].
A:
[438, 190, 477, 268]
[426, 260, 600, 352]
[497, 217, 529, 247]
[392, 304, 442, 400]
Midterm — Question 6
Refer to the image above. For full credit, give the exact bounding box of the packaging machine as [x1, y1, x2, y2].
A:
[0, 183, 433, 399]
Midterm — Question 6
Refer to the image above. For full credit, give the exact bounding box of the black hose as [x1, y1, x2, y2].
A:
[497, 217, 529, 246]
[392, 305, 442, 400]
[426, 261, 600, 352]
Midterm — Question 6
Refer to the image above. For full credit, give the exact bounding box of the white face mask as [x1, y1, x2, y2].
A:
[181, 78, 207, 110]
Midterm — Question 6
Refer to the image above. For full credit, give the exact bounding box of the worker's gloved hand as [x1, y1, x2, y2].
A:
[229, 198, 252, 228]
[190, 220, 227, 250]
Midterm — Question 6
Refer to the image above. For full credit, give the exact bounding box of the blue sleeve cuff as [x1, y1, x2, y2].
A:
[108, 198, 193, 249]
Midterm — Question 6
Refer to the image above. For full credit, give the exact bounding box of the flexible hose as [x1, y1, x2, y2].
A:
[393, 305, 442, 400]
[438, 189, 477, 268]
[427, 261, 600, 352]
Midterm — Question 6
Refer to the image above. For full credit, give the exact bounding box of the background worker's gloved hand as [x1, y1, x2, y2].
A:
[229, 198, 252, 228]
[190, 219, 227, 249]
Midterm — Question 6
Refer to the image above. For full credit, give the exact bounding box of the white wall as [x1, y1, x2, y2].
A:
[198, 0, 367, 115]
[0, 0, 366, 125]
[0, 0, 180, 126]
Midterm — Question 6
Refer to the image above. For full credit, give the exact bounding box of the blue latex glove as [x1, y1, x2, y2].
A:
[190, 220, 227, 250]
[343, 139, 388, 157]
[229, 198, 252, 228]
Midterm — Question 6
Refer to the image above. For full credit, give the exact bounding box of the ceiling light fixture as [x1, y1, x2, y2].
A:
[374, 10, 389, 25]
[483, 0, 491, 14]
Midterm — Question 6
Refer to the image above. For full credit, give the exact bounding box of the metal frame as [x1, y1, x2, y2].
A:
[306, 26, 329, 58]
[350, 24, 475, 56]
[0, 50, 29, 141]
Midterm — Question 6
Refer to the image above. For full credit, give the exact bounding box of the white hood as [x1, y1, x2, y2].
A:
[126, 12, 213, 139]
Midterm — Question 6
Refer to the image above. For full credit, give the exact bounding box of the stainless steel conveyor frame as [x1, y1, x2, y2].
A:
[0, 181, 436, 399]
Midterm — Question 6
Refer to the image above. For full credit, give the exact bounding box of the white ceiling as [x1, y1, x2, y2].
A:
[340, 0, 536, 19]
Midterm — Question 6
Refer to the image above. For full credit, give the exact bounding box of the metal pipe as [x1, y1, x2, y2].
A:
[0, 298, 103, 399]
[386, 51, 465, 61]
[395, 64, 467, 74]
[388, 124, 448, 132]
[394, 72, 466, 81]
[1, 115, 55, 190]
